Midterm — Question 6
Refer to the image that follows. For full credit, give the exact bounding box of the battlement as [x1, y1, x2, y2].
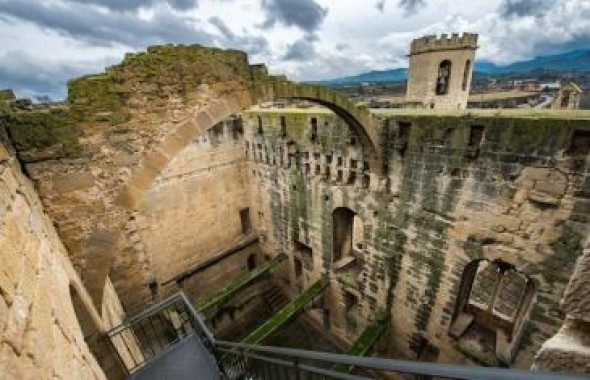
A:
[409, 32, 478, 55]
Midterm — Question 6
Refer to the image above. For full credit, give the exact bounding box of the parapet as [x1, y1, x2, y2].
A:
[409, 33, 478, 55]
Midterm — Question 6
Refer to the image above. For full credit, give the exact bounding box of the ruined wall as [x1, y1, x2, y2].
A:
[245, 107, 590, 369]
[0, 134, 121, 379]
[1, 45, 376, 313]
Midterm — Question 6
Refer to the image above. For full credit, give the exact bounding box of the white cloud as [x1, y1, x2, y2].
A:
[0, 0, 588, 97]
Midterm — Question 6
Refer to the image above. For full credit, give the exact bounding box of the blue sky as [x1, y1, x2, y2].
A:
[0, 0, 588, 99]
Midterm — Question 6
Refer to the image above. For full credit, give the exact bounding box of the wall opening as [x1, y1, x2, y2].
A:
[333, 207, 355, 263]
[468, 125, 485, 148]
[256, 115, 263, 135]
[310, 117, 318, 141]
[566, 130, 590, 156]
[280, 115, 287, 137]
[294, 241, 313, 269]
[294, 257, 303, 279]
[247, 253, 257, 271]
[435, 60, 452, 95]
[240, 208, 252, 234]
[561, 91, 571, 108]
[462, 60, 471, 91]
[397, 122, 411, 155]
[450, 259, 535, 365]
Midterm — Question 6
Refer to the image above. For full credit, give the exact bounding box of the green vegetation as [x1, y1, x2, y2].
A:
[68, 72, 128, 123]
[333, 313, 389, 373]
[1, 108, 81, 157]
[194, 253, 287, 312]
[241, 278, 329, 345]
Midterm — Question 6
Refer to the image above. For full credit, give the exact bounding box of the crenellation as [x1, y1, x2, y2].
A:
[410, 32, 478, 56]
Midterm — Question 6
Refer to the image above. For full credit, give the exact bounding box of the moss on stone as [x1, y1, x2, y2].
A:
[0, 89, 15, 102]
[194, 253, 287, 312]
[241, 278, 329, 345]
[68, 72, 128, 123]
[1, 108, 81, 157]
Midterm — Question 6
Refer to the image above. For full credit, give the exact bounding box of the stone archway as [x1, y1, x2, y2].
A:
[59, 44, 383, 312]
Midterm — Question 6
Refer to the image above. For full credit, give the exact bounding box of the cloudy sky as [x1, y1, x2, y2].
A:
[0, 0, 589, 99]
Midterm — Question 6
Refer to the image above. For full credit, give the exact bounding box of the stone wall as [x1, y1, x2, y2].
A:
[0, 134, 126, 379]
[244, 106, 590, 369]
[132, 117, 253, 298]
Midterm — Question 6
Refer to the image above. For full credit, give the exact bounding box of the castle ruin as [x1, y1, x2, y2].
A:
[0, 38, 589, 379]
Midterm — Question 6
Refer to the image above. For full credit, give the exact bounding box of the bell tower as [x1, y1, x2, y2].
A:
[405, 32, 478, 109]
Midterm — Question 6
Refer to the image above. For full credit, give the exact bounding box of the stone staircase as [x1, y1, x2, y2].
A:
[261, 286, 288, 313]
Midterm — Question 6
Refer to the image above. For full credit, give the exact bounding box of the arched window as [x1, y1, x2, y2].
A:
[435, 60, 452, 95]
[462, 60, 471, 91]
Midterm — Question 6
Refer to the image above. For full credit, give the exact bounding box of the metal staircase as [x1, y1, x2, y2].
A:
[106, 291, 587, 380]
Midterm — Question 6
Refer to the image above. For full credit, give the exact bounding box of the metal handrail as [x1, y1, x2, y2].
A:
[107, 291, 588, 380]
[215, 340, 588, 380]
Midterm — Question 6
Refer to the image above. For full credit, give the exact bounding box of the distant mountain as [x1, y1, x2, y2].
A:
[313, 68, 408, 86]
[314, 49, 590, 86]
[475, 49, 590, 74]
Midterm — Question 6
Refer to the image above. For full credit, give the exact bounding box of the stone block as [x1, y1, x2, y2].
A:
[112, 153, 139, 167]
[0, 344, 27, 380]
[534, 180, 566, 197]
[561, 250, 590, 320]
[528, 190, 559, 206]
[51, 172, 95, 193]
[3, 295, 30, 354]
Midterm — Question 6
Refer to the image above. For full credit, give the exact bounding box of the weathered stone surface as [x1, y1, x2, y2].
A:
[534, 180, 566, 198]
[528, 190, 560, 206]
[0, 146, 128, 379]
[51, 172, 95, 193]
[561, 244, 590, 321]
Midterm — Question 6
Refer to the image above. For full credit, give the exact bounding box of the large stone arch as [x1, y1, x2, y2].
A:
[66, 45, 382, 311]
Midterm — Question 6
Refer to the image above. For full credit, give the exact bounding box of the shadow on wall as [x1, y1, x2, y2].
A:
[70, 284, 126, 380]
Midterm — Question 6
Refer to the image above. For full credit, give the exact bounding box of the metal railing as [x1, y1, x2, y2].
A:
[106, 292, 588, 379]
[105, 292, 213, 375]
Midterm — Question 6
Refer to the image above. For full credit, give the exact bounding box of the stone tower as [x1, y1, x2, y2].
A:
[406, 32, 478, 109]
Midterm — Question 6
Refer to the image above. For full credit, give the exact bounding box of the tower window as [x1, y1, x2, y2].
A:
[462, 60, 471, 91]
[435, 60, 452, 95]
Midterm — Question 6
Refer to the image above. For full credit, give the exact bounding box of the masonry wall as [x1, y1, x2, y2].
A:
[134, 118, 256, 299]
[244, 107, 590, 369]
[0, 135, 122, 379]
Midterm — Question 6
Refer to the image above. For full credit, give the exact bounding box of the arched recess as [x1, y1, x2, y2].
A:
[91, 82, 381, 313]
[333, 207, 360, 263]
[70, 284, 126, 379]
